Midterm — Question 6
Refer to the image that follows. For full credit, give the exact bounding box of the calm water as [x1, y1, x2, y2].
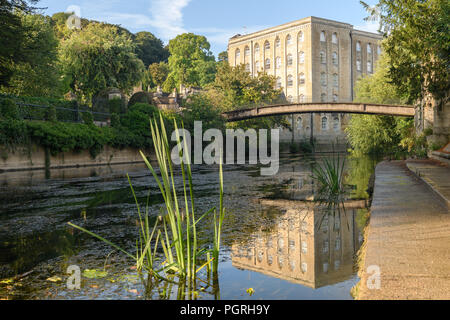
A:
[0, 154, 377, 300]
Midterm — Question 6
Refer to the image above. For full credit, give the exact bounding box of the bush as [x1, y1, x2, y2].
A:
[108, 98, 125, 114]
[46, 105, 57, 122]
[110, 113, 120, 128]
[81, 111, 94, 125]
[0, 98, 20, 120]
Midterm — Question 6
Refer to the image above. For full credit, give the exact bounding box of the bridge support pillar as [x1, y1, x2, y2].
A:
[310, 113, 314, 152]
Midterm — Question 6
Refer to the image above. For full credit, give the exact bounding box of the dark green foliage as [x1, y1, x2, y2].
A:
[110, 113, 120, 128]
[81, 112, 94, 126]
[46, 105, 57, 122]
[108, 97, 125, 114]
[182, 94, 225, 133]
[128, 92, 152, 107]
[134, 31, 169, 68]
[0, 98, 19, 119]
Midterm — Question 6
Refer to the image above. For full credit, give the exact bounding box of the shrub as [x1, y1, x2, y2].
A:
[0, 98, 20, 120]
[81, 111, 94, 125]
[46, 105, 57, 122]
[108, 98, 125, 114]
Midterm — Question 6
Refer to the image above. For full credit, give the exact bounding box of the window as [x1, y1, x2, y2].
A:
[245, 63, 250, 72]
[257, 251, 263, 263]
[333, 116, 340, 130]
[367, 61, 372, 73]
[301, 262, 307, 273]
[299, 51, 305, 64]
[332, 52, 338, 65]
[322, 117, 328, 130]
[276, 56, 281, 69]
[287, 95, 293, 103]
[321, 93, 327, 102]
[320, 72, 327, 86]
[301, 241, 307, 254]
[320, 31, 326, 42]
[275, 37, 281, 48]
[356, 41, 361, 52]
[235, 49, 240, 65]
[244, 46, 250, 56]
[299, 94, 305, 103]
[286, 34, 292, 45]
[278, 256, 285, 268]
[297, 116, 303, 129]
[332, 32, 338, 44]
[356, 59, 362, 71]
[276, 77, 282, 89]
[299, 73, 305, 85]
[322, 240, 329, 253]
[278, 238, 285, 250]
[334, 260, 341, 270]
[264, 41, 270, 51]
[320, 51, 326, 64]
[287, 75, 293, 87]
[299, 31, 304, 42]
[333, 74, 339, 87]
[267, 255, 273, 265]
[323, 263, 329, 273]
[289, 260, 296, 272]
[265, 58, 271, 69]
[377, 45, 381, 55]
[287, 54, 293, 66]
[254, 43, 260, 54]
[367, 44, 372, 55]
[335, 238, 341, 250]
[333, 94, 338, 103]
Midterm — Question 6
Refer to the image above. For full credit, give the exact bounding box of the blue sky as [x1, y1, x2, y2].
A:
[37, 0, 380, 57]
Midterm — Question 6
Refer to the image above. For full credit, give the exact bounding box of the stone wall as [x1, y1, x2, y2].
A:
[0, 144, 154, 172]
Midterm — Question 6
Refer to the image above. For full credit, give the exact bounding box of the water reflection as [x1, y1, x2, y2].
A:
[231, 200, 368, 289]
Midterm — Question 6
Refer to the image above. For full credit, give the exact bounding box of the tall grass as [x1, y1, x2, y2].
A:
[68, 114, 225, 287]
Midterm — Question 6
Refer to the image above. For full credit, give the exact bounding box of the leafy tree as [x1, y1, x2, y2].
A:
[217, 51, 228, 63]
[361, 0, 450, 103]
[182, 94, 225, 133]
[148, 62, 169, 88]
[134, 31, 169, 68]
[165, 33, 216, 90]
[0, 0, 40, 87]
[59, 23, 145, 104]
[1, 13, 61, 97]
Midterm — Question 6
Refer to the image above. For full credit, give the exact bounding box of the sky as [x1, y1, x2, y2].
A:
[36, 0, 380, 57]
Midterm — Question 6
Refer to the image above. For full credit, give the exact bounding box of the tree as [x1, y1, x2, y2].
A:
[148, 62, 169, 88]
[0, 0, 40, 87]
[2, 13, 61, 97]
[165, 33, 216, 90]
[134, 31, 169, 68]
[361, 0, 450, 103]
[59, 23, 145, 104]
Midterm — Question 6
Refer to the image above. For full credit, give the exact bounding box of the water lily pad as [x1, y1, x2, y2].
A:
[83, 269, 108, 279]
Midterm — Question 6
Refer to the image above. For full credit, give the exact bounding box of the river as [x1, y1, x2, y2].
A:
[0, 153, 378, 300]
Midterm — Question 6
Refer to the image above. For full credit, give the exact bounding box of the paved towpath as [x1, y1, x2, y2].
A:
[357, 161, 450, 300]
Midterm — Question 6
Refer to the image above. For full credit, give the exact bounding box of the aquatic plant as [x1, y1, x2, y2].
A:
[311, 154, 346, 204]
[68, 114, 225, 287]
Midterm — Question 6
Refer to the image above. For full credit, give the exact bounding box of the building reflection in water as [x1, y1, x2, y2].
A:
[231, 200, 367, 289]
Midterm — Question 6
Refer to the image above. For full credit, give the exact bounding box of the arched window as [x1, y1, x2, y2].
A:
[333, 94, 338, 102]
[299, 73, 305, 85]
[287, 95, 293, 103]
[287, 54, 293, 66]
[286, 34, 292, 45]
[301, 262, 307, 273]
[321, 93, 327, 102]
[320, 72, 327, 86]
[276, 77, 282, 89]
[333, 116, 340, 130]
[333, 74, 339, 87]
[332, 32, 338, 44]
[275, 37, 281, 48]
[299, 95, 305, 103]
[254, 43, 260, 55]
[276, 56, 281, 69]
[301, 241, 307, 254]
[377, 45, 381, 55]
[356, 59, 362, 71]
[278, 256, 285, 268]
[297, 116, 303, 129]
[320, 31, 326, 42]
[264, 41, 270, 51]
[255, 61, 260, 71]
[244, 46, 250, 57]
[367, 61, 372, 73]
[320, 51, 326, 64]
[299, 31, 304, 42]
[245, 63, 250, 72]
[322, 117, 328, 130]
[265, 58, 271, 69]
[289, 260, 296, 272]
[356, 41, 361, 52]
[332, 52, 338, 65]
[267, 255, 273, 266]
[235, 49, 240, 65]
[367, 44, 372, 55]
[299, 51, 305, 64]
[287, 75, 293, 87]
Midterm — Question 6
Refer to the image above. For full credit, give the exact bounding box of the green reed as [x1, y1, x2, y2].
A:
[68, 114, 225, 286]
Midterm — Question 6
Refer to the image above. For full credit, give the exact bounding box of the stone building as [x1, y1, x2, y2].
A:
[227, 16, 382, 146]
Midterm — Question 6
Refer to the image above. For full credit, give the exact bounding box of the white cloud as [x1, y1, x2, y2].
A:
[355, 20, 380, 34]
[148, 0, 191, 40]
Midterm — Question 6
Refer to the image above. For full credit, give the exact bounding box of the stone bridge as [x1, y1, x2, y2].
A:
[222, 102, 415, 122]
